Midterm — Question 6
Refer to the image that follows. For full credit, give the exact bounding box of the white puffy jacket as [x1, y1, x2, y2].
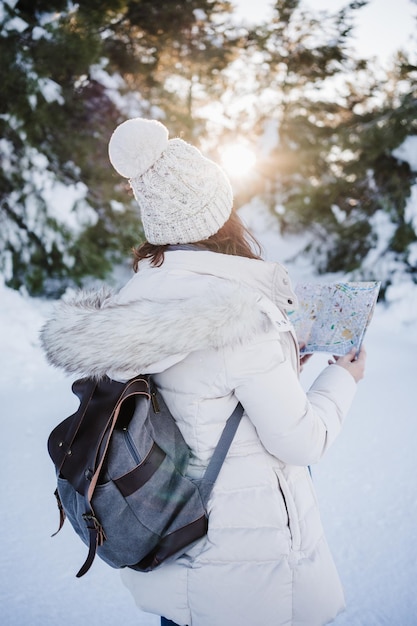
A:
[41, 250, 357, 626]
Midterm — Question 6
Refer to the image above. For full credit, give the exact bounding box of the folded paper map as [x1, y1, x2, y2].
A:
[288, 281, 380, 356]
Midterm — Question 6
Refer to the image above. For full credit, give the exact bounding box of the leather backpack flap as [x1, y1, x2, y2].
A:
[48, 377, 150, 495]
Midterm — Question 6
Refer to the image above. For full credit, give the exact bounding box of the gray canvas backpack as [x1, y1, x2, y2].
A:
[48, 375, 243, 577]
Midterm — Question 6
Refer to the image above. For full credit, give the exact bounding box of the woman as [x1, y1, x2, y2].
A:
[41, 118, 366, 626]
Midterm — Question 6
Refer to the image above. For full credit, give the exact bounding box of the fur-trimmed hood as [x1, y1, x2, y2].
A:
[40, 250, 297, 379]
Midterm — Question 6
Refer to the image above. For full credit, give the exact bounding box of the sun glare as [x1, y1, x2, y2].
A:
[220, 143, 257, 179]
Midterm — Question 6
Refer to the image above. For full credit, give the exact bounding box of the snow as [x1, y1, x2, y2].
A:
[1, 206, 417, 626]
[38, 77, 64, 105]
[393, 136, 417, 172]
[90, 63, 150, 119]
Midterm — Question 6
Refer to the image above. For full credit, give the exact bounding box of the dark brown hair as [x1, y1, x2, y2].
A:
[132, 210, 263, 272]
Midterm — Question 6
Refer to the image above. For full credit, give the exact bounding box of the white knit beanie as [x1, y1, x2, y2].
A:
[108, 118, 233, 245]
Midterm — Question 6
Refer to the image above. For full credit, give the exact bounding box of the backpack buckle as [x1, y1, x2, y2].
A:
[82, 512, 106, 545]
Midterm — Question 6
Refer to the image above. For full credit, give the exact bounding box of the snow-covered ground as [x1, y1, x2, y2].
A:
[1, 205, 416, 626]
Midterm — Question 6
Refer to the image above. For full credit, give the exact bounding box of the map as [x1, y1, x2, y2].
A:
[288, 281, 381, 356]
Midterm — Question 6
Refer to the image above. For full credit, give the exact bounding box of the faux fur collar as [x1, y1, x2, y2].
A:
[40, 252, 296, 379]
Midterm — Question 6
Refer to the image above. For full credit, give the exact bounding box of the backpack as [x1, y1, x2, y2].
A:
[48, 374, 243, 577]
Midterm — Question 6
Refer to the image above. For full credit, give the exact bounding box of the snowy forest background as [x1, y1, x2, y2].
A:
[1, 1, 417, 625]
[1, 0, 417, 300]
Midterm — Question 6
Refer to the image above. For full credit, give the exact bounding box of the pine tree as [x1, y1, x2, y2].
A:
[351, 52, 417, 292]
[213, 0, 417, 292]
[0, 0, 240, 295]
[1, 0, 415, 297]
[281, 50, 417, 291]
[0, 0, 135, 295]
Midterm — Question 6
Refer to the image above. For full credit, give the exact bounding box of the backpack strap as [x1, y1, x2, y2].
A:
[76, 377, 151, 577]
[198, 403, 244, 507]
[48, 376, 151, 577]
[131, 401, 244, 571]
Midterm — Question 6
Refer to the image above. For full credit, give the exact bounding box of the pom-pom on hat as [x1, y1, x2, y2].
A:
[108, 117, 233, 245]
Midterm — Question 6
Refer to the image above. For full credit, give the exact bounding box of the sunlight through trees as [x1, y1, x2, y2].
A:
[0, 0, 416, 295]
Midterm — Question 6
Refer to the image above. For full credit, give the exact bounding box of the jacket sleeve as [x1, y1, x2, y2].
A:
[224, 329, 357, 466]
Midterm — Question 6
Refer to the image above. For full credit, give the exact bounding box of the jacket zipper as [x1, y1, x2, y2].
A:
[275, 469, 301, 552]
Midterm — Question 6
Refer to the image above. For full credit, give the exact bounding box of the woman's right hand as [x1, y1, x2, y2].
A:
[328, 346, 367, 383]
